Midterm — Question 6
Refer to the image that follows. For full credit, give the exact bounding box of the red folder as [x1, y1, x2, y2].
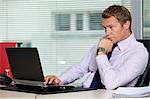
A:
[0, 42, 16, 79]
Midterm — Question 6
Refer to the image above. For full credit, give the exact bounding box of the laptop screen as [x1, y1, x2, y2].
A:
[6, 48, 44, 82]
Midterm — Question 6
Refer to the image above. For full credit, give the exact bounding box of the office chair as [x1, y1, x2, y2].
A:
[135, 40, 150, 87]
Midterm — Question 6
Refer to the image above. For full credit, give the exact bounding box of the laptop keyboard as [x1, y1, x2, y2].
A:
[1, 84, 77, 94]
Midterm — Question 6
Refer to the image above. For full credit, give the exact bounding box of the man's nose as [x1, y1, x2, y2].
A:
[105, 28, 111, 35]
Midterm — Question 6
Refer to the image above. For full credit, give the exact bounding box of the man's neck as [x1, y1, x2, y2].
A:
[122, 30, 132, 40]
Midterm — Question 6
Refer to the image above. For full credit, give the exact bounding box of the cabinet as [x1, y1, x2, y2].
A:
[0, 42, 16, 79]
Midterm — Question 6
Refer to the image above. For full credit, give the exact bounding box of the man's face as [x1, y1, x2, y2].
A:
[102, 16, 128, 44]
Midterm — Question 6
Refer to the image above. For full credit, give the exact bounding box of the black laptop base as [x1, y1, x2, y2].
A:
[1, 84, 96, 94]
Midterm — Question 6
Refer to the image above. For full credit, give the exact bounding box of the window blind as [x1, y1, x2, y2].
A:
[0, 0, 7, 40]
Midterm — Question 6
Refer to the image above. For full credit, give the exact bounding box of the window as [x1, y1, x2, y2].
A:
[55, 12, 103, 32]
[76, 14, 83, 30]
[55, 14, 70, 31]
[143, 0, 150, 39]
[89, 13, 103, 30]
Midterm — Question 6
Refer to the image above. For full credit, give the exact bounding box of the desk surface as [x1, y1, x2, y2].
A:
[36, 89, 113, 99]
[0, 90, 37, 99]
[0, 89, 112, 99]
[1, 89, 150, 99]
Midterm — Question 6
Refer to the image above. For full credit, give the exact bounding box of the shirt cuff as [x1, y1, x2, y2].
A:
[58, 75, 66, 85]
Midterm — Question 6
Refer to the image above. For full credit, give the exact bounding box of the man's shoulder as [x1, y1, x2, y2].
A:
[131, 40, 149, 56]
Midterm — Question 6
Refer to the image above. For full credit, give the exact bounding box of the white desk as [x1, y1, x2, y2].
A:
[0, 89, 113, 99]
[1, 89, 149, 99]
[36, 89, 113, 99]
[0, 90, 37, 99]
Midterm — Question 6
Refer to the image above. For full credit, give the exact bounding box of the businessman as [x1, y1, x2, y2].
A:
[45, 5, 149, 89]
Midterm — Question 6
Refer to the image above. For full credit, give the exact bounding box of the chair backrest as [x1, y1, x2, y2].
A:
[135, 40, 150, 87]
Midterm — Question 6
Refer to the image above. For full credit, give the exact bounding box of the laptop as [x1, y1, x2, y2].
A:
[3, 48, 95, 94]
[6, 48, 49, 87]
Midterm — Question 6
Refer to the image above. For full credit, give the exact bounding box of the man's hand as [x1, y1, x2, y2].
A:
[98, 38, 113, 54]
[44, 75, 61, 85]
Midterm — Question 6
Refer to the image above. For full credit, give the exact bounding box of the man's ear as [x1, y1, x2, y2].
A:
[123, 20, 130, 30]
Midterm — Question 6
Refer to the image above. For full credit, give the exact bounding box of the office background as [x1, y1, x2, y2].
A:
[0, 0, 150, 85]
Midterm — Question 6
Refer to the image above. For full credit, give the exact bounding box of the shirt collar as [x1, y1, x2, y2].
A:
[117, 33, 136, 51]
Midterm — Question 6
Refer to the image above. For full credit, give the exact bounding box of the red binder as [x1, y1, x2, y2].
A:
[0, 42, 16, 79]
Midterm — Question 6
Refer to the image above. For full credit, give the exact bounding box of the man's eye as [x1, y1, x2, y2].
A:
[109, 26, 112, 29]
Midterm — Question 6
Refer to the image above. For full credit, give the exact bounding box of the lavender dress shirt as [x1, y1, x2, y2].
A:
[59, 33, 149, 89]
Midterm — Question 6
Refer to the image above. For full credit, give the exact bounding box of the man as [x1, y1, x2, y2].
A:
[45, 5, 148, 89]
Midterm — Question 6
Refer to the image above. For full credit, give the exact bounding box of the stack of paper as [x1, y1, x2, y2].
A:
[112, 86, 150, 98]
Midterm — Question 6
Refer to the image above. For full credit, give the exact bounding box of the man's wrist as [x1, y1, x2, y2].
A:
[96, 47, 107, 55]
[97, 51, 106, 55]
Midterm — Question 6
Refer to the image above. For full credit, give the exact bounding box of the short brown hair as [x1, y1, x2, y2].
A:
[102, 5, 132, 31]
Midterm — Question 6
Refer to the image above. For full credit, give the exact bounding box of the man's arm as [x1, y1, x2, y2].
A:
[96, 47, 148, 89]
[44, 45, 97, 85]
[59, 45, 97, 85]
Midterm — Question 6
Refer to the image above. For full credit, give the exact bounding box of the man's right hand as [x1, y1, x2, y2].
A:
[44, 75, 61, 85]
